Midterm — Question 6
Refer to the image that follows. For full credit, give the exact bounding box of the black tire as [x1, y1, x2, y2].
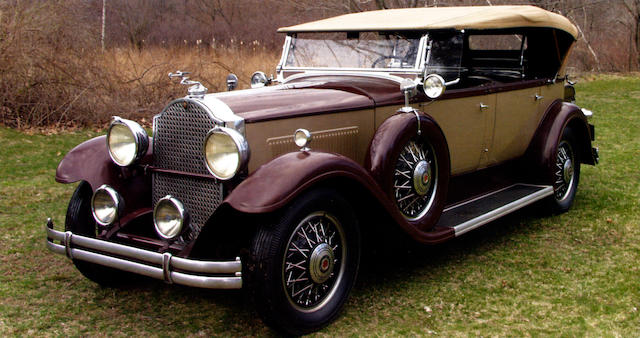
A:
[247, 188, 361, 335]
[548, 127, 581, 213]
[387, 133, 449, 231]
[65, 181, 133, 286]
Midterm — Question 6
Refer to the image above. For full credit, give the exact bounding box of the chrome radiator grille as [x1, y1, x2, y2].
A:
[153, 100, 223, 240]
[154, 100, 216, 174]
[152, 172, 222, 240]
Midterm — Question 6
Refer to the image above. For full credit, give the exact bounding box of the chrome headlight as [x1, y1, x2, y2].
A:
[154, 196, 188, 239]
[91, 185, 124, 226]
[203, 127, 249, 180]
[423, 74, 446, 99]
[107, 116, 149, 166]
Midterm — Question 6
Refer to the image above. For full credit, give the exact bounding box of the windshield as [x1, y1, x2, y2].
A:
[284, 32, 422, 70]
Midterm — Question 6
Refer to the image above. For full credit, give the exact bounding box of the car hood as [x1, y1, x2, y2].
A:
[211, 75, 405, 123]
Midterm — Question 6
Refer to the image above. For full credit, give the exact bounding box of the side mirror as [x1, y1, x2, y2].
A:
[226, 74, 238, 91]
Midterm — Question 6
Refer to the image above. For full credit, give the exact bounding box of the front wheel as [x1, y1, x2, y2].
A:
[247, 188, 360, 335]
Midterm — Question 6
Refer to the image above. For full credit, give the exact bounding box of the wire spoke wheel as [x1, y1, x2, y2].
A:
[554, 140, 575, 202]
[282, 212, 346, 311]
[393, 140, 438, 220]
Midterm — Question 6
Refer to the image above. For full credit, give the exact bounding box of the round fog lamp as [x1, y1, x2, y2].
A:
[107, 117, 149, 166]
[91, 185, 123, 226]
[423, 74, 446, 99]
[154, 196, 188, 239]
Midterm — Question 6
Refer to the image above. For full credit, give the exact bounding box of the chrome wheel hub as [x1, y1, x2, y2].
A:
[393, 140, 438, 220]
[282, 213, 345, 311]
[563, 158, 573, 183]
[309, 243, 334, 284]
[412, 160, 432, 196]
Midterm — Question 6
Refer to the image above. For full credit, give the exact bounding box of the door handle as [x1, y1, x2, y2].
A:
[479, 103, 489, 110]
[535, 94, 544, 101]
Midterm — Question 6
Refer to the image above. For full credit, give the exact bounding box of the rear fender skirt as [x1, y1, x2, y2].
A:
[55, 136, 152, 211]
[525, 100, 596, 182]
[223, 150, 454, 244]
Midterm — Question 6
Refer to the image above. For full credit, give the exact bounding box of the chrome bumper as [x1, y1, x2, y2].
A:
[45, 219, 242, 289]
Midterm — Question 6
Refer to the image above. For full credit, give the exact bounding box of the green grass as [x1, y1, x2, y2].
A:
[1, 75, 639, 336]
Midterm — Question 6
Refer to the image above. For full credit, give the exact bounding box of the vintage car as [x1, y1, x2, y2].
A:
[45, 5, 598, 335]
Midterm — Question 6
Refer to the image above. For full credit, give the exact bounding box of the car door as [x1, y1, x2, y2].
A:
[422, 94, 496, 175]
[487, 84, 543, 166]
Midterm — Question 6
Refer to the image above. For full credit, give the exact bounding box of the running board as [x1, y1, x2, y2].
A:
[437, 184, 553, 236]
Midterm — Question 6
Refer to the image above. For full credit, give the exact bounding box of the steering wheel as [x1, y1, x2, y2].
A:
[371, 55, 404, 68]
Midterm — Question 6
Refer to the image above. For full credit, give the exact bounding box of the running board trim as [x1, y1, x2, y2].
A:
[448, 184, 553, 236]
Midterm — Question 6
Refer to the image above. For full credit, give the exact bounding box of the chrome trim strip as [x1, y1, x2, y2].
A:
[453, 185, 553, 236]
[45, 223, 242, 289]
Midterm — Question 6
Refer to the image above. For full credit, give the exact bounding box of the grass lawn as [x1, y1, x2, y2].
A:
[1, 75, 638, 336]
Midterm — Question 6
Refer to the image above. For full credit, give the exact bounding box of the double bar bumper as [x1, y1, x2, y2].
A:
[45, 219, 242, 289]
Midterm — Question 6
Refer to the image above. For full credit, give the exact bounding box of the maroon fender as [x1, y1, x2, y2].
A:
[367, 111, 451, 230]
[55, 136, 152, 211]
[525, 100, 596, 183]
[224, 150, 454, 244]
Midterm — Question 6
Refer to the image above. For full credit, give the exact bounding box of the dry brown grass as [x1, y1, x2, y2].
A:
[0, 44, 280, 129]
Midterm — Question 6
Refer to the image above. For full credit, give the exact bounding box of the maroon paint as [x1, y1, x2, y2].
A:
[55, 135, 153, 214]
[367, 111, 450, 230]
[218, 85, 373, 123]
[223, 151, 455, 244]
[525, 100, 594, 184]
[217, 75, 553, 124]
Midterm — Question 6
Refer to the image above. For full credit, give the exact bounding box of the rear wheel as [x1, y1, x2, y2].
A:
[65, 181, 132, 286]
[548, 127, 581, 212]
[247, 188, 360, 335]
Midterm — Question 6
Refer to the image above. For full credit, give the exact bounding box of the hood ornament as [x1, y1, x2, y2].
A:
[169, 71, 207, 99]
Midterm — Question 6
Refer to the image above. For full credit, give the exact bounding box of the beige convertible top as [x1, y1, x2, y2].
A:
[278, 5, 578, 39]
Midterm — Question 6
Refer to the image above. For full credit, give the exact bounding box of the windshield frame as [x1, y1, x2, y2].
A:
[277, 33, 430, 76]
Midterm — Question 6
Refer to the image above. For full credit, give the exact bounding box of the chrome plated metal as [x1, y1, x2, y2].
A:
[226, 73, 238, 91]
[535, 94, 544, 101]
[422, 74, 446, 99]
[309, 243, 334, 284]
[581, 108, 594, 120]
[203, 126, 250, 180]
[45, 222, 242, 289]
[107, 116, 149, 167]
[451, 184, 553, 236]
[294, 128, 312, 151]
[412, 160, 432, 196]
[400, 78, 417, 107]
[152, 98, 228, 240]
[153, 195, 189, 240]
[152, 172, 222, 242]
[282, 212, 347, 312]
[554, 140, 575, 202]
[250, 71, 271, 88]
[200, 96, 245, 135]
[479, 103, 490, 110]
[394, 140, 438, 220]
[169, 70, 208, 98]
[91, 185, 124, 226]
